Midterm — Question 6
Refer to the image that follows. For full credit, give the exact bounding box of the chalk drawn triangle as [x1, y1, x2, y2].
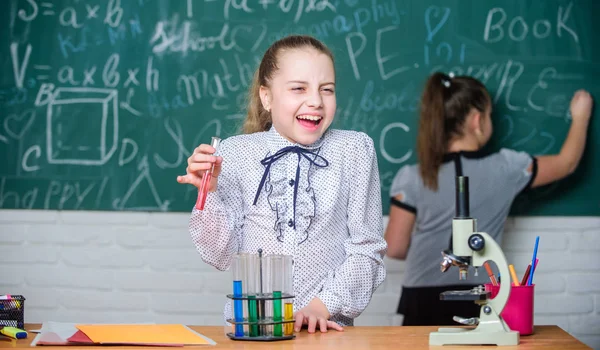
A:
[112, 155, 170, 211]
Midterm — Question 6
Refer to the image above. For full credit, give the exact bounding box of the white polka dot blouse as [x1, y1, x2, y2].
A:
[189, 126, 386, 326]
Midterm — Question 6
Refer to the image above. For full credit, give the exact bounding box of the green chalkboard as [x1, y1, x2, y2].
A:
[1, 0, 598, 215]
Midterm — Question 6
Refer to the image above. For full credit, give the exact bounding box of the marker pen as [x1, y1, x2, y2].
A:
[0, 295, 21, 309]
[0, 327, 27, 339]
[0, 295, 11, 310]
[195, 136, 221, 211]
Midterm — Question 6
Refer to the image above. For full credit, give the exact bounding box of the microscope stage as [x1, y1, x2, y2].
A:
[440, 286, 491, 301]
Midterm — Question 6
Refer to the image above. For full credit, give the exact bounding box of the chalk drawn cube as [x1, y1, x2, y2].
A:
[47, 88, 118, 165]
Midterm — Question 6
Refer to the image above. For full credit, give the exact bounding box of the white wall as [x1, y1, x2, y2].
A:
[0, 210, 598, 349]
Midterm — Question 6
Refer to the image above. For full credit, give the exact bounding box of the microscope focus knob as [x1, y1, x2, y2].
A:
[468, 234, 485, 251]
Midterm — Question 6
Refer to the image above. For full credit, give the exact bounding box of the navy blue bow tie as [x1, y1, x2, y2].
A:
[253, 146, 329, 229]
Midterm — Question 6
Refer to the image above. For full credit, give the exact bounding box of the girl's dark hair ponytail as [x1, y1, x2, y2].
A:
[417, 72, 490, 190]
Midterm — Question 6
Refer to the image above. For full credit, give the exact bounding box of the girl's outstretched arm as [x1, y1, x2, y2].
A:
[532, 89, 593, 188]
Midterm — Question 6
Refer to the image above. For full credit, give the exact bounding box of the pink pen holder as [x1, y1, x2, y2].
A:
[485, 283, 535, 335]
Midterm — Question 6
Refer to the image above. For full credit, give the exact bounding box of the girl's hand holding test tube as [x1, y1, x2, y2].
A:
[176, 137, 222, 210]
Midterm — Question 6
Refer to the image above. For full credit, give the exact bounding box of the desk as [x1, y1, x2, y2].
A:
[4, 324, 591, 349]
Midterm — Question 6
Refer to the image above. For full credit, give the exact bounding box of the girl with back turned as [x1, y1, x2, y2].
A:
[385, 72, 593, 325]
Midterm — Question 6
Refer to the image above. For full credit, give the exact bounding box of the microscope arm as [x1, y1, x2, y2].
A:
[471, 231, 511, 314]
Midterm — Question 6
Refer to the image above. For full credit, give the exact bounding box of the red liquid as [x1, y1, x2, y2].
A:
[195, 171, 212, 210]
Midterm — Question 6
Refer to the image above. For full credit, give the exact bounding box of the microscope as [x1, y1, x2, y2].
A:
[429, 176, 519, 346]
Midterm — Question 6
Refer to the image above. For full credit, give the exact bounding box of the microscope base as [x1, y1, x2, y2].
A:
[429, 327, 519, 346]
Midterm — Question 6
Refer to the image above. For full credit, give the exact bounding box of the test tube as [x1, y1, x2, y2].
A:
[282, 255, 294, 336]
[231, 254, 245, 337]
[240, 253, 254, 336]
[245, 254, 259, 337]
[195, 136, 221, 211]
[262, 252, 273, 336]
[270, 255, 284, 336]
[257, 249, 266, 336]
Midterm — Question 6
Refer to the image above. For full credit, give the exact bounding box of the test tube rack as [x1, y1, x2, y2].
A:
[226, 249, 295, 341]
[226, 292, 296, 341]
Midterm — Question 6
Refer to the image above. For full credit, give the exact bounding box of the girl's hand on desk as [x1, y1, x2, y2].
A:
[177, 144, 223, 191]
[294, 297, 344, 334]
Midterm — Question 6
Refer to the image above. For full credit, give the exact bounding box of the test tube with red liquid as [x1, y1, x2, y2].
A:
[195, 136, 221, 210]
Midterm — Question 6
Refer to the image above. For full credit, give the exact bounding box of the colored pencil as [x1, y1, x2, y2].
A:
[509, 264, 520, 286]
[527, 236, 540, 286]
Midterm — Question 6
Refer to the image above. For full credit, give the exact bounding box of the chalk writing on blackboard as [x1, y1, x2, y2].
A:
[1, 0, 596, 215]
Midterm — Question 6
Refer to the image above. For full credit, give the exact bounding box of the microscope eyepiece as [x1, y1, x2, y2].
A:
[455, 176, 470, 218]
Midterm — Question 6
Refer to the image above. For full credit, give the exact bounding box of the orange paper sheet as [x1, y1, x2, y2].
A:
[75, 324, 211, 345]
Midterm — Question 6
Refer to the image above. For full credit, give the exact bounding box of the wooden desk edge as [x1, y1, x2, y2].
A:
[2, 324, 591, 349]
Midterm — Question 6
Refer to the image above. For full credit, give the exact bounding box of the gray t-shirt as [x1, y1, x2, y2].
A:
[390, 149, 536, 287]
